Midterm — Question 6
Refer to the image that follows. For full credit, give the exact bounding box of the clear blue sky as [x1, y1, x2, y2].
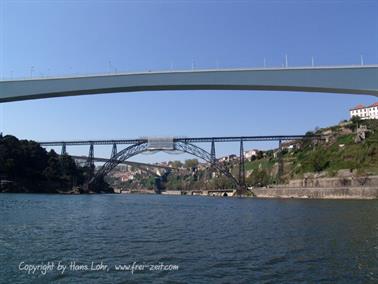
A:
[1, 0, 378, 162]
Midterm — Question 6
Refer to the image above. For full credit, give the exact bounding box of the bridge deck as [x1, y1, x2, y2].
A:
[1, 65, 377, 103]
[39, 135, 321, 146]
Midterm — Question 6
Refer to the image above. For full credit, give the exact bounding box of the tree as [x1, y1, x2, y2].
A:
[43, 152, 61, 180]
[256, 151, 264, 160]
[184, 159, 199, 169]
[351, 115, 361, 125]
[170, 160, 183, 168]
[265, 150, 274, 159]
[211, 176, 236, 189]
[0, 135, 89, 193]
[368, 144, 377, 157]
[309, 151, 329, 172]
[246, 169, 270, 187]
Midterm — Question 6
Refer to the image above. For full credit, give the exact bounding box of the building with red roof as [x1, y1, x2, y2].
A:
[350, 102, 378, 120]
[350, 104, 365, 110]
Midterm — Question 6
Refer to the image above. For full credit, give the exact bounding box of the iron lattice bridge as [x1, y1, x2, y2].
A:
[39, 135, 321, 189]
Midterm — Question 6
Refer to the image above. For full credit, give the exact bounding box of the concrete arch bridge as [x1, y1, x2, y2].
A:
[1, 65, 378, 103]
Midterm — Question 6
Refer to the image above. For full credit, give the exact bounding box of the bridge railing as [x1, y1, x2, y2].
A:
[38, 135, 323, 146]
[2, 64, 377, 81]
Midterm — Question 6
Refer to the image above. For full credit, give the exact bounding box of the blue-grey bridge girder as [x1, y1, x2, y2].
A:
[1, 65, 377, 103]
[38, 135, 321, 147]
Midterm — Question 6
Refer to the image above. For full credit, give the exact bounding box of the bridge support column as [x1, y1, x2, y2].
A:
[210, 139, 216, 165]
[86, 143, 95, 180]
[111, 143, 117, 159]
[61, 143, 66, 156]
[239, 138, 246, 189]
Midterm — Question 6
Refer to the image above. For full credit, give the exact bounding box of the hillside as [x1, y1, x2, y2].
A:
[245, 118, 378, 186]
[0, 135, 112, 193]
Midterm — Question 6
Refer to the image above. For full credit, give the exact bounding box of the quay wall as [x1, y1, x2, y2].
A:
[252, 187, 378, 199]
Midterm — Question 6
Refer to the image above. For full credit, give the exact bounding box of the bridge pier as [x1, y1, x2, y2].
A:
[111, 143, 117, 159]
[85, 143, 95, 181]
[207, 139, 216, 180]
[210, 139, 216, 165]
[61, 143, 67, 156]
[239, 138, 246, 189]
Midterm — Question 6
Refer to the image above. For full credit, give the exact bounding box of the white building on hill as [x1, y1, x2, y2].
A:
[350, 103, 378, 120]
[244, 149, 258, 159]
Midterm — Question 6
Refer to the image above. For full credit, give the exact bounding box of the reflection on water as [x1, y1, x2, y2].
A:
[0, 194, 377, 283]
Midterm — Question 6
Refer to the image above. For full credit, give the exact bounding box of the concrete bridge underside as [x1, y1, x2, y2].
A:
[1, 65, 377, 103]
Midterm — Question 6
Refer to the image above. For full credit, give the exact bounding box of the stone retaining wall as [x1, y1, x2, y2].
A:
[252, 187, 378, 199]
[284, 175, 378, 188]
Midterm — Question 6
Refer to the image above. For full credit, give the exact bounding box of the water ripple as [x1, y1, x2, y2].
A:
[0, 194, 377, 283]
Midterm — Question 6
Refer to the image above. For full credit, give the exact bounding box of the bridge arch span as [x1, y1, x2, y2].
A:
[92, 141, 240, 187]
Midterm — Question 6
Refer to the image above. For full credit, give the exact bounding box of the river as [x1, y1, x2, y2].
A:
[0, 194, 377, 283]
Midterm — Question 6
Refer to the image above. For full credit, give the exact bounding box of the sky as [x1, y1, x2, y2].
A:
[0, 0, 378, 162]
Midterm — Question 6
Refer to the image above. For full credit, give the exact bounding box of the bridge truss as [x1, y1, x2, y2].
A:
[39, 134, 321, 192]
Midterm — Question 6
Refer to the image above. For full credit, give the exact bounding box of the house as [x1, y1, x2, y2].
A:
[244, 149, 259, 160]
[350, 103, 378, 120]
[281, 140, 302, 151]
[119, 172, 135, 182]
[218, 154, 238, 162]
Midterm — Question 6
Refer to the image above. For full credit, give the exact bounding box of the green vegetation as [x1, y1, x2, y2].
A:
[0, 135, 111, 193]
[244, 119, 378, 185]
[246, 169, 271, 187]
[290, 119, 378, 177]
[184, 159, 199, 169]
[245, 159, 275, 171]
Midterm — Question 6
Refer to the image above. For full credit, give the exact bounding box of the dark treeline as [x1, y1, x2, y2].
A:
[0, 135, 110, 193]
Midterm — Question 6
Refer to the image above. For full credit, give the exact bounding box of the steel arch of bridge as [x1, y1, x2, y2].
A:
[174, 141, 239, 186]
[92, 141, 240, 187]
[93, 142, 149, 182]
[71, 155, 166, 177]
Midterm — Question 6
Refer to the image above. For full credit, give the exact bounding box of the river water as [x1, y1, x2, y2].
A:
[0, 194, 377, 283]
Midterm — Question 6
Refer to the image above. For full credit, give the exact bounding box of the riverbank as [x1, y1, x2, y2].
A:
[2, 186, 377, 199]
[158, 186, 378, 199]
[251, 186, 378, 199]
[0, 181, 114, 194]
